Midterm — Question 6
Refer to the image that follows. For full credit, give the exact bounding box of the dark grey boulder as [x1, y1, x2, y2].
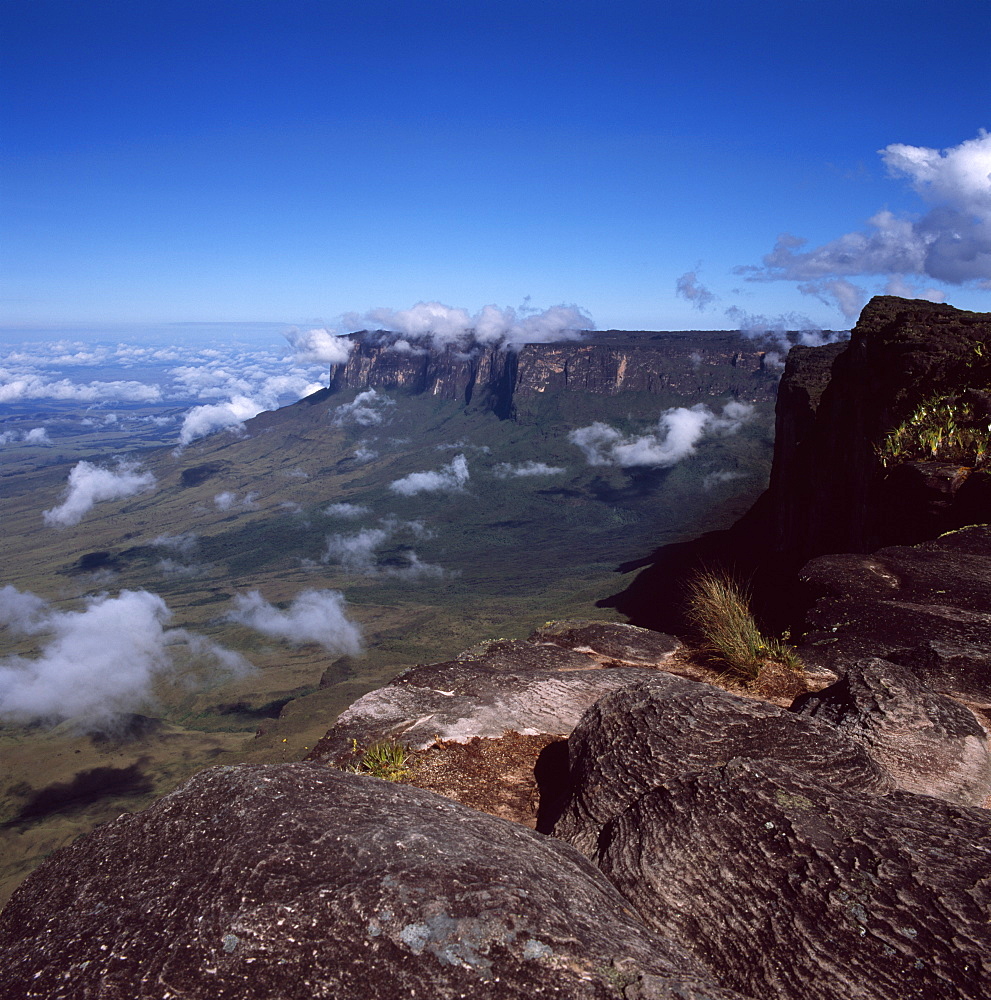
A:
[0, 763, 744, 1000]
[793, 657, 991, 806]
[597, 758, 991, 1000]
[554, 678, 891, 857]
[797, 527, 991, 703]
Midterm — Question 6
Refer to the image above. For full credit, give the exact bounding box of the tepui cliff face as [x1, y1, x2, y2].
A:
[329, 329, 780, 417]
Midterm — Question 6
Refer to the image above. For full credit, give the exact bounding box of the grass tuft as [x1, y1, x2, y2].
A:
[685, 569, 802, 681]
[344, 739, 413, 782]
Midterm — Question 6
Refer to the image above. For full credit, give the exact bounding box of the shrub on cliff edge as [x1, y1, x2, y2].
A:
[686, 569, 801, 680]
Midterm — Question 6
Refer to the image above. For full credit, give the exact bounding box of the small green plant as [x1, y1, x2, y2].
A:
[878, 393, 990, 468]
[345, 739, 413, 782]
[685, 569, 801, 681]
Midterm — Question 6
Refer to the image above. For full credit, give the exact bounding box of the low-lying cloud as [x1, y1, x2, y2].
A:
[492, 461, 566, 478]
[0, 427, 52, 446]
[569, 402, 754, 468]
[725, 306, 852, 353]
[0, 587, 250, 730]
[321, 519, 446, 579]
[324, 502, 371, 519]
[331, 389, 396, 427]
[178, 395, 267, 446]
[283, 326, 355, 365]
[43, 460, 156, 527]
[340, 301, 593, 350]
[214, 490, 258, 511]
[737, 130, 991, 317]
[226, 589, 363, 655]
[390, 454, 469, 495]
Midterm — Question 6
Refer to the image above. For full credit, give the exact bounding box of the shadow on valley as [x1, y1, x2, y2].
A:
[4, 762, 154, 828]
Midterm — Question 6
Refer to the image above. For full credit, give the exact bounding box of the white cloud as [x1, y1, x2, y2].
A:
[738, 131, 991, 312]
[0, 427, 53, 446]
[321, 521, 446, 579]
[213, 491, 258, 511]
[389, 454, 469, 495]
[43, 460, 156, 527]
[283, 327, 355, 365]
[569, 402, 754, 468]
[24, 427, 52, 446]
[331, 389, 396, 427]
[676, 271, 717, 311]
[0, 372, 162, 404]
[0, 588, 251, 730]
[342, 301, 593, 350]
[324, 502, 371, 519]
[226, 589, 363, 655]
[492, 461, 566, 478]
[178, 394, 266, 446]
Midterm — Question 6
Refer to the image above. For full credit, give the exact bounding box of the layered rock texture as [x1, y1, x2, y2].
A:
[329, 329, 780, 417]
[0, 764, 743, 1000]
[764, 296, 991, 565]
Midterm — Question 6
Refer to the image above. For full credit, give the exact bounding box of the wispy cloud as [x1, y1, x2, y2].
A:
[676, 271, 717, 311]
[737, 130, 991, 317]
[321, 519, 446, 579]
[390, 454, 469, 495]
[331, 389, 396, 427]
[324, 502, 371, 519]
[213, 491, 258, 511]
[492, 461, 565, 478]
[43, 460, 156, 527]
[0, 587, 250, 730]
[724, 306, 851, 352]
[226, 589, 363, 655]
[569, 402, 754, 468]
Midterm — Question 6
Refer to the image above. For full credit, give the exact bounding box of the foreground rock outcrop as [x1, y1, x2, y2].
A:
[797, 526, 991, 711]
[553, 679, 891, 856]
[792, 657, 991, 806]
[596, 758, 991, 1000]
[0, 763, 744, 1000]
[308, 622, 683, 762]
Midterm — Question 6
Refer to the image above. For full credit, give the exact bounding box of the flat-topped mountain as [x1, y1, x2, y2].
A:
[330, 329, 781, 417]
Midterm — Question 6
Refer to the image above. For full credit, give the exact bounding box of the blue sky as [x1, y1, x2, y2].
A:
[2, 0, 990, 337]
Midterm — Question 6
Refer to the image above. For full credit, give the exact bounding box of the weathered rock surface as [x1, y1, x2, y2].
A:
[797, 526, 991, 707]
[0, 763, 745, 1000]
[329, 329, 779, 417]
[764, 296, 991, 564]
[792, 657, 991, 806]
[554, 679, 891, 856]
[596, 758, 991, 1000]
[307, 622, 683, 762]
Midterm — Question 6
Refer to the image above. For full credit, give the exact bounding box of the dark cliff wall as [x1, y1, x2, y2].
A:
[329, 330, 780, 417]
[765, 296, 991, 563]
[605, 296, 991, 634]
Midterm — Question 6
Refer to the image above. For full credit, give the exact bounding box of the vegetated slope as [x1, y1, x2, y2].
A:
[0, 330, 779, 905]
